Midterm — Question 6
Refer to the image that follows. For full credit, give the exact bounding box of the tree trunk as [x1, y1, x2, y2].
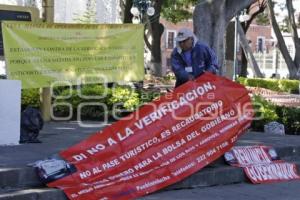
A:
[122, 0, 133, 23]
[148, 0, 164, 77]
[237, 22, 264, 77]
[240, 20, 248, 77]
[193, 1, 226, 75]
[240, 51, 248, 77]
[193, 0, 256, 75]
[286, 0, 300, 74]
[267, 0, 298, 79]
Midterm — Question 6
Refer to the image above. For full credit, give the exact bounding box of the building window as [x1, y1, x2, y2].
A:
[166, 30, 176, 49]
[257, 37, 265, 53]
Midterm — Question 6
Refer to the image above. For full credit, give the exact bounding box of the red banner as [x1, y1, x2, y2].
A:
[224, 146, 277, 167]
[225, 146, 300, 184]
[46, 73, 254, 199]
[244, 162, 300, 184]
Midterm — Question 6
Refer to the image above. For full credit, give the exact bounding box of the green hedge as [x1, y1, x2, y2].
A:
[237, 77, 300, 93]
[278, 79, 300, 93]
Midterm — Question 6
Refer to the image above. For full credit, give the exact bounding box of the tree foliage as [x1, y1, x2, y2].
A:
[280, 16, 291, 32]
[256, 12, 270, 25]
[161, 0, 198, 23]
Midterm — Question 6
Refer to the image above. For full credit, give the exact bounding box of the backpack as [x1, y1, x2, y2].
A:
[34, 158, 77, 183]
[20, 106, 44, 143]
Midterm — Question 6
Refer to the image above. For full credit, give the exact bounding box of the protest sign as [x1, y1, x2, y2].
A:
[225, 145, 300, 184]
[2, 22, 144, 88]
[38, 73, 253, 199]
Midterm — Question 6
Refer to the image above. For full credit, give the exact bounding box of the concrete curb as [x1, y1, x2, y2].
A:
[0, 188, 66, 200]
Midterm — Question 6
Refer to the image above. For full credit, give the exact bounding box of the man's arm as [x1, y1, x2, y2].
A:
[171, 52, 190, 83]
[204, 45, 219, 74]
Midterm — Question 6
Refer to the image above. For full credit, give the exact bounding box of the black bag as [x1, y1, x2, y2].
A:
[20, 106, 44, 143]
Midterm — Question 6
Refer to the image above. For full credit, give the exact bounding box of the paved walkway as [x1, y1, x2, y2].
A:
[141, 181, 300, 200]
[247, 87, 300, 107]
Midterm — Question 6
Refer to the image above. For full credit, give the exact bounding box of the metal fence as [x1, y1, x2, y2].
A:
[253, 49, 289, 78]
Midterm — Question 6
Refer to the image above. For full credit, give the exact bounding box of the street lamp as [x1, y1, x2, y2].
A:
[130, 0, 155, 24]
[233, 10, 250, 80]
[233, 14, 239, 81]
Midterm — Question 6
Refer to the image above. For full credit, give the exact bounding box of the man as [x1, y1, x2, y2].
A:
[171, 28, 219, 87]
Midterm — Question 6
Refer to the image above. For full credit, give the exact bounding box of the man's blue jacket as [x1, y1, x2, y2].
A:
[171, 41, 219, 87]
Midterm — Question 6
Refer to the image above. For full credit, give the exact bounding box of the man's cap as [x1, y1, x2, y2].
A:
[175, 28, 194, 42]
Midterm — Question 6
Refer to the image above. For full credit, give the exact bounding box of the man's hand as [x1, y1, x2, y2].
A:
[188, 74, 194, 81]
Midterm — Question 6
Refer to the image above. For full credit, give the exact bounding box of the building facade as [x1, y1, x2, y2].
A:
[247, 24, 274, 53]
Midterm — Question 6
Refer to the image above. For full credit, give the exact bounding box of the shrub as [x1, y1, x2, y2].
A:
[275, 106, 300, 135]
[53, 84, 111, 120]
[53, 84, 147, 120]
[251, 95, 278, 131]
[251, 95, 300, 134]
[108, 86, 140, 111]
[163, 71, 176, 81]
[21, 88, 40, 109]
[237, 77, 246, 85]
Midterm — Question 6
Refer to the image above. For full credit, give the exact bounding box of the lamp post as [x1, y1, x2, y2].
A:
[233, 14, 239, 81]
[41, 0, 54, 121]
[233, 10, 250, 81]
[130, 0, 155, 24]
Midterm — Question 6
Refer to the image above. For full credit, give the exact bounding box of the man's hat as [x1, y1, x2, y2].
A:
[175, 28, 194, 42]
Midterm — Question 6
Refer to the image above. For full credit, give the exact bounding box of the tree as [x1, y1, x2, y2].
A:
[240, 0, 267, 77]
[286, 0, 300, 77]
[267, 0, 299, 79]
[145, 0, 164, 77]
[73, 0, 97, 24]
[121, 0, 164, 76]
[121, 0, 133, 23]
[193, 0, 256, 75]
[280, 16, 291, 32]
[237, 22, 264, 77]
